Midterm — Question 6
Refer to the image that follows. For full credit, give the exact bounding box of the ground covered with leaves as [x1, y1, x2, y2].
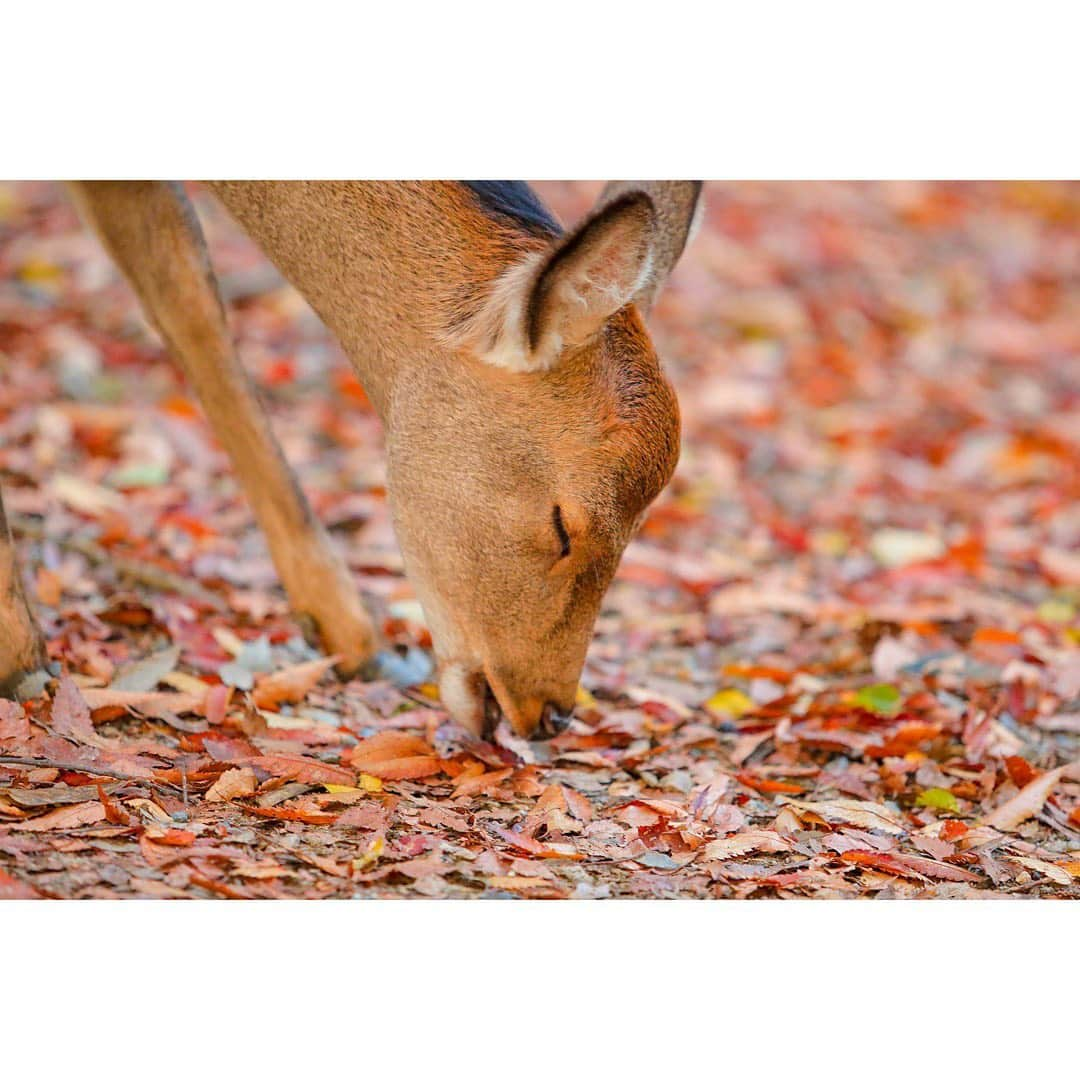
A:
[1, 181, 1078, 899]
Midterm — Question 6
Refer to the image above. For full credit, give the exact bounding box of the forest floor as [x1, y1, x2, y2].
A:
[1, 180, 1078, 899]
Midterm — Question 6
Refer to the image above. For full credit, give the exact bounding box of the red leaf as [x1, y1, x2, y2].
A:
[0, 700, 30, 742]
[1003, 755, 1039, 789]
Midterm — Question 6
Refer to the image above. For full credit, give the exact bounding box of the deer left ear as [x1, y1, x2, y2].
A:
[596, 181, 703, 313]
[525, 192, 656, 365]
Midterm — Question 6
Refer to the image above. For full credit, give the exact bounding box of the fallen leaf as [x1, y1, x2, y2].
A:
[704, 688, 755, 719]
[109, 645, 181, 692]
[703, 830, 791, 860]
[984, 765, 1074, 832]
[783, 798, 906, 834]
[0, 700, 30, 741]
[11, 802, 107, 831]
[205, 766, 258, 803]
[251, 656, 340, 709]
[854, 684, 902, 716]
[354, 756, 442, 781]
[916, 787, 960, 812]
[870, 528, 945, 568]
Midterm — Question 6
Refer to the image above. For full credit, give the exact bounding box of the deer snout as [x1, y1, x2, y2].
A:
[437, 661, 575, 740]
[537, 703, 574, 740]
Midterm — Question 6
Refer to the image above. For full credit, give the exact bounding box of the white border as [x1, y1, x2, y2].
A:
[3, 1, 1077, 177]
[6, 900, 1077, 1076]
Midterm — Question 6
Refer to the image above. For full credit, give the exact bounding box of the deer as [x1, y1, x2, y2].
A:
[0, 181, 702, 738]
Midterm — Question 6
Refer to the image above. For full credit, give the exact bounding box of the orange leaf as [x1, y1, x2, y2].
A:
[736, 771, 804, 794]
[354, 755, 442, 781]
[96, 783, 130, 825]
[12, 802, 107, 831]
[972, 627, 1022, 646]
[252, 656, 339, 709]
[347, 731, 432, 765]
[1003, 755, 1039, 789]
[242, 805, 340, 825]
[940, 819, 969, 842]
[452, 766, 512, 798]
[205, 766, 258, 803]
[155, 828, 197, 847]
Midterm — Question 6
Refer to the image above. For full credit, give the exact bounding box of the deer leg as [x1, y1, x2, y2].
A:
[0, 485, 48, 697]
[68, 181, 377, 673]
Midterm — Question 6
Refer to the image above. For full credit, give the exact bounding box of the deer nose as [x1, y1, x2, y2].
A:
[536, 702, 574, 740]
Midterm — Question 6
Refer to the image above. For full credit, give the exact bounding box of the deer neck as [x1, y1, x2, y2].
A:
[208, 181, 550, 418]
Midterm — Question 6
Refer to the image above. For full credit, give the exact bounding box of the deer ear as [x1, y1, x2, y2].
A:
[525, 193, 656, 362]
[597, 181, 703, 312]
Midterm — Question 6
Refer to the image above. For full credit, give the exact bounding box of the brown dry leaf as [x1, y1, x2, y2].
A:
[80, 688, 203, 718]
[251, 656, 340, 709]
[984, 764, 1076, 832]
[337, 803, 391, 830]
[703, 830, 792, 860]
[11, 802, 107, 831]
[563, 786, 594, 823]
[50, 675, 98, 745]
[1008, 855, 1073, 886]
[889, 853, 980, 882]
[247, 754, 356, 786]
[782, 798, 907, 835]
[205, 766, 258, 803]
[485, 875, 569, 897]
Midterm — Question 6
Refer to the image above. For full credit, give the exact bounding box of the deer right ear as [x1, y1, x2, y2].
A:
[524, 193, 656, 365]
[458, 193, 655, 374]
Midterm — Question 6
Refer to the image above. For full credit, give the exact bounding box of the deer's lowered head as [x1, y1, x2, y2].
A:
[385, 182, 703, 738]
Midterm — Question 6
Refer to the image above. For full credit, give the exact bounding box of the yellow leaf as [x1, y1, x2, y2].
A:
[358, 773, 384, 793]
[322, 783, 362, 794]
[50, 473, 125, 516]
[211, 627, 245, 658]
[352, 835, 384, 871]
[575, 685, 598, 709]
[810, 529, 849, 557]
[1037, 598, 1075, 623]
[705, 688, 755, 719]
[161, 671, 211, 696]
[18, 257, 62, 286]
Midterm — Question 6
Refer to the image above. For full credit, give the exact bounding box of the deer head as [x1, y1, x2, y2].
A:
[384, 182, 702, 738]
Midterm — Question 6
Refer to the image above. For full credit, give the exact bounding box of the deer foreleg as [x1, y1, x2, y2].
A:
[68, 181, 377, 673]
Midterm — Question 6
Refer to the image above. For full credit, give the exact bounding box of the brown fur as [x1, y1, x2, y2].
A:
[0, 181, 699, 735]
[0, 488, 47, 694]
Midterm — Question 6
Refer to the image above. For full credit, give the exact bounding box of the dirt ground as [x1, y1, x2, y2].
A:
[1, 180, 1078, 899]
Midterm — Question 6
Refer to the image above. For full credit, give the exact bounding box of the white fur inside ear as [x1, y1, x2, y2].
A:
[444, 206, 655, 373]
[532, 227, 654, 356]
[444, 250, 557, 373]
[685, 193, 706, 249]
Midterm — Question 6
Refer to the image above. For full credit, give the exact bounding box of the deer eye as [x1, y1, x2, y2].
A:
[552, 505, 572, 560]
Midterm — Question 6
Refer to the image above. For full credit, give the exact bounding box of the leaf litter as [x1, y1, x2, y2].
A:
[1, 180, 1079, 898]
